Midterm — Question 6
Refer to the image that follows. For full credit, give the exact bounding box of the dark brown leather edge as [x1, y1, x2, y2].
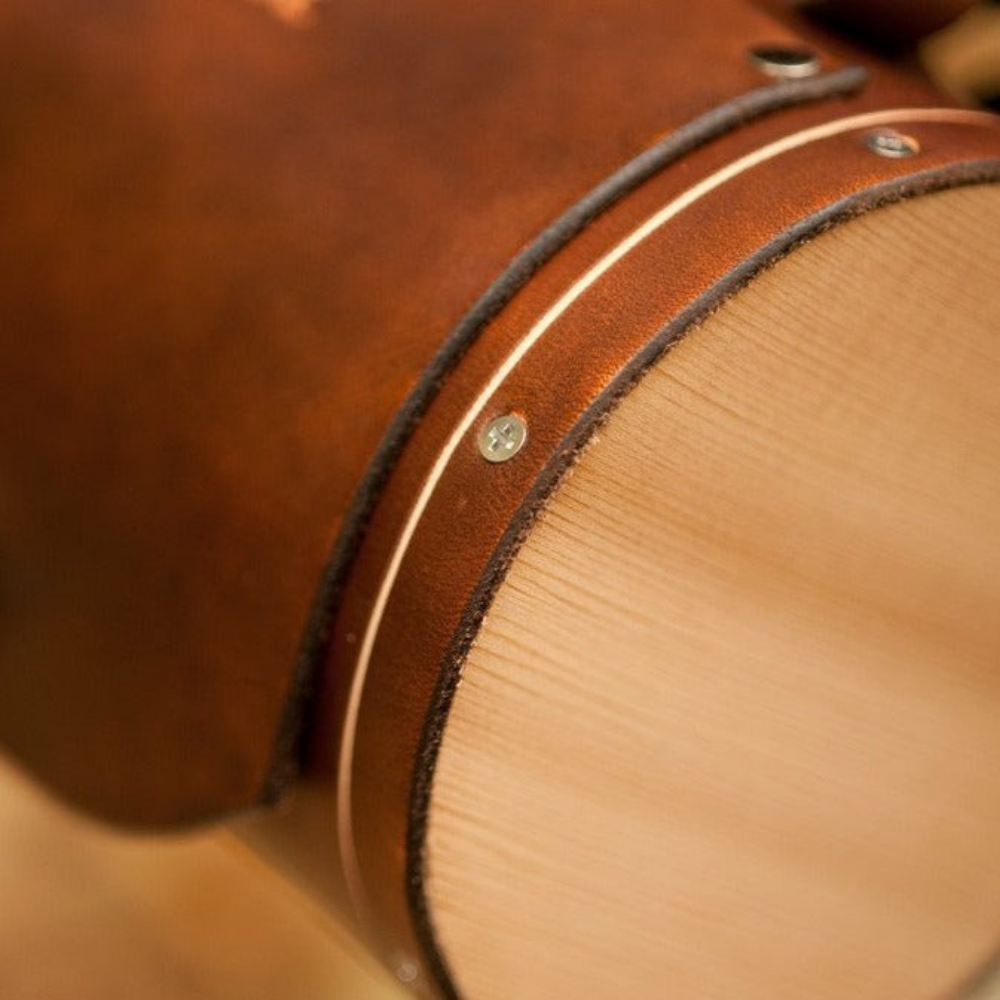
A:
[404, 160, 1000, 1000]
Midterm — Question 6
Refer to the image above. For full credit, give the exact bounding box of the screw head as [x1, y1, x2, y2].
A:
[865, 129, 920, 158]
[479, 414, 528, 463]
[394, 958, 419, 985]
[747, 43, 820, 79]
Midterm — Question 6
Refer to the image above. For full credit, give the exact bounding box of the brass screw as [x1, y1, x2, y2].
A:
[479, 414, 528, 463]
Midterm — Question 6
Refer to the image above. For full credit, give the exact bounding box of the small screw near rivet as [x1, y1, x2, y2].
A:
[747, 43, 820, 79]
[865, 129, 920, 158]
[479, 413, 528, 463]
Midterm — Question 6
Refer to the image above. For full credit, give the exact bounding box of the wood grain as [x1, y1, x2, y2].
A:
[426, 184, 1000, 1000]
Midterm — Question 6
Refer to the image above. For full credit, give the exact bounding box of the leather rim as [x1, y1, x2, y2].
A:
[310, 63, 1000, 987]
[406, 160, 1000, 1000]
[271, 65, 869, 798]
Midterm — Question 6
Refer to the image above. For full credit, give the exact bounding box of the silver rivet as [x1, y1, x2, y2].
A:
[479, 414, 528, 463]
[747, 43, 820, 79]
[865, 129, 920, 158]
[393, 955, 420, 984]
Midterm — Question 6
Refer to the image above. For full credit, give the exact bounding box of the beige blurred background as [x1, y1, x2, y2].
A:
[0, 755, 403, 1000]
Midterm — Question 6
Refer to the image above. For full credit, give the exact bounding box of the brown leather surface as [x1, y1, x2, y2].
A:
[2, 2, 998, 997]
[324, 103, 1000, 989]
[0, 0, 857, 825]
[5, 2, 998, 990]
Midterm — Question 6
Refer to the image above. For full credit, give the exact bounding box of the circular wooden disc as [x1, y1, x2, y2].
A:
[423, 184, 1000, 1000]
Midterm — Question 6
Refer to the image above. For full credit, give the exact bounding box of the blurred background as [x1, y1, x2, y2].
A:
[0, 755, 403, 1000]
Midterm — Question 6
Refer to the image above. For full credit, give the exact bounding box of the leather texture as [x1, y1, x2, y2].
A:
[0, 0, 868, 825]
[3, 0, 1000, 993]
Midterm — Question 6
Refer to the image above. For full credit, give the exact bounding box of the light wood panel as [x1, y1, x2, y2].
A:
[426, 184, 1000, 1000]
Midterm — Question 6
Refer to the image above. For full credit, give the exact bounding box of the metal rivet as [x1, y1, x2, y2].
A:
[747, 43, 820, 79]
[393, 955, 420, 984]
[478, 414, 528, 463]
[865, 128, 920, 158]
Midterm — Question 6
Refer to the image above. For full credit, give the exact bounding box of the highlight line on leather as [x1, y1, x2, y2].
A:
[337, 106, 999, 937]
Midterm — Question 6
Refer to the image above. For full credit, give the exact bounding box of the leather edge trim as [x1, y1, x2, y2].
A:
[265, 64, 870, 800]
[404, 159, 1000, 1000]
